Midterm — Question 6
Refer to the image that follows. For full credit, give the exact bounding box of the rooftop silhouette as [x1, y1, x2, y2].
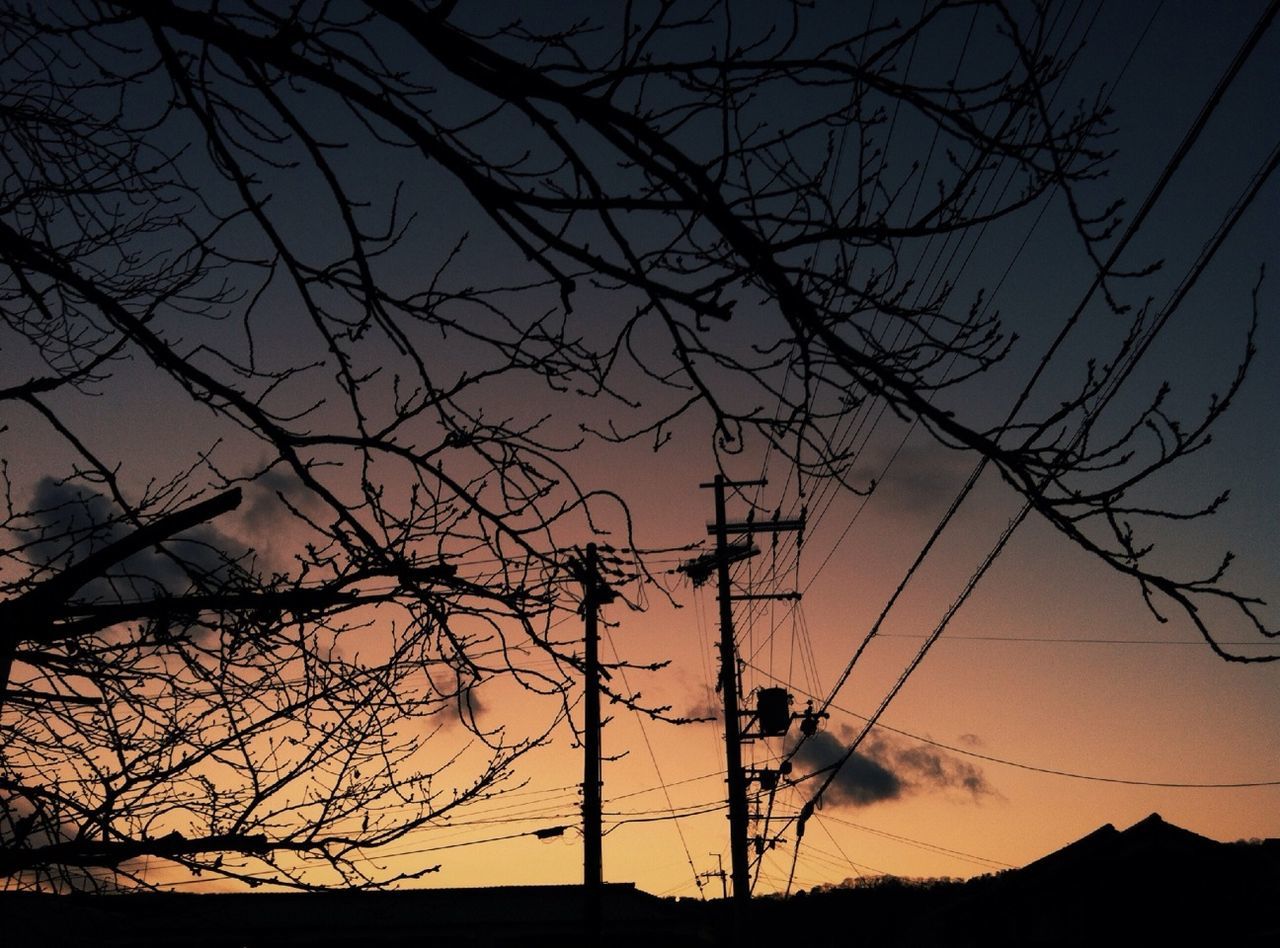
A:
[4, 815, 1276, 946]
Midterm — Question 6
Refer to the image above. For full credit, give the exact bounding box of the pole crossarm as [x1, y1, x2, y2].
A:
[707, 518, 807, 536]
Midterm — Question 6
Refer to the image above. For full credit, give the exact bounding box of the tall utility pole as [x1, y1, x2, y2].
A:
[573, 543, 614, 936]
[698, 476, 804, 903]
[709, 474, 755, 904]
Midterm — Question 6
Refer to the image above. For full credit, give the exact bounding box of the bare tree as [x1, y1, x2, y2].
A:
[0, 6, 586, 888]
[2, 0, 1272, 891]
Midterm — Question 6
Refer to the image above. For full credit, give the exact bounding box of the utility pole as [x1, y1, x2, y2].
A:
[709, 474, 754, 905]
[695, 476, 804, 904]
[699, 852, 728, 900]
[573, 543, 614, 938]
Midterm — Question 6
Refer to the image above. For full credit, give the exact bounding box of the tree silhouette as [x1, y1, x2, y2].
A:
[1, 0, 1272, 891]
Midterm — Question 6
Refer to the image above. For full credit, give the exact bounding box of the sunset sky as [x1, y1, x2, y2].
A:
[359, 0, 1280, 897]
[2, 0, 1277, 900]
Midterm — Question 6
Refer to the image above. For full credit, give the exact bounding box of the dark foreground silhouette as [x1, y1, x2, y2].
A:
[4, 814, 1277, 946]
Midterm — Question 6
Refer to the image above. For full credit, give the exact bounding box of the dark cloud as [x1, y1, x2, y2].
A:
[450, 683, 485, 727]
[2, 797, 120, 892]
[885, 738, 992, 796]
[20, 477, 248, 602]
[850, 441, 972, 515]
[789, 729, 902, 806]
[437, 675, 481, 721]
[789, 726, 992, 808]
[425, 666, 487, 731]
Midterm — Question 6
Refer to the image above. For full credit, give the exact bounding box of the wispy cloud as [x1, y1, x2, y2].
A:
[851, 440, 973, 516]
[788, 725, 993, 806]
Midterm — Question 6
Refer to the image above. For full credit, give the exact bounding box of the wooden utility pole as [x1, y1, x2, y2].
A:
[697, 476, 804, 904]
[574, 543, 614, 938]
[709, 475, 754, 904]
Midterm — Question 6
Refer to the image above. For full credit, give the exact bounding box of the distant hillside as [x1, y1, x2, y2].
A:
[750, 813, 1280, 946]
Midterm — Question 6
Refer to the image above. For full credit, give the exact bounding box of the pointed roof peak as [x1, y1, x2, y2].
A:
[1118, 812, 1218, 850]
[1127, 812, 1166, 829]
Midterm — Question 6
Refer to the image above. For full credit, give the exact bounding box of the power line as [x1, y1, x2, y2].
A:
[813, 811, 1013, 871]
[603, 624, 705, 897]
[874, 633, 1279, 648]
[803, 0, 1280, 738]
[735, 0, 1127, 689]
[751, 664, 1280, 789]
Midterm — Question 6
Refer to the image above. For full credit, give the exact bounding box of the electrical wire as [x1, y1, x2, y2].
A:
[802, 0, 1278, 739]
[602, 624, 706, 897]
[746, 663, 1280, 788]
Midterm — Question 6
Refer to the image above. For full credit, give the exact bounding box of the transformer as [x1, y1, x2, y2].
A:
[755, 687, 792, 736]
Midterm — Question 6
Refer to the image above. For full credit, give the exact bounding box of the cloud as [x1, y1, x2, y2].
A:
[788, 725, 992, 807]
[682, 696, 721, 723]
[423, 664, 488, 731]
[850, 441, 972, 515]
[229, 465, 335, 572]
[445, 682, 485, 729]
[886, 738, 991, 796]
[19, 477, 249, 602]
[789, 729, 903, 805]
[239, 465, 324, 533]
[2, 796, 122, 892]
